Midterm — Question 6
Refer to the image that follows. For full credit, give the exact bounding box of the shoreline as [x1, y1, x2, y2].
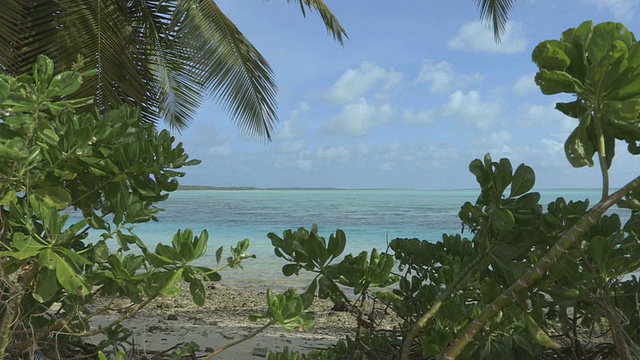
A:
[89, 283, 398, 359]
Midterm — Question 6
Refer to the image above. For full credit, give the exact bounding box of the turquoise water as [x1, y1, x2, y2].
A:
[88, 188, 618, 288]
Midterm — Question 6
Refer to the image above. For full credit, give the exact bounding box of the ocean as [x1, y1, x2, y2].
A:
[88, 188, 622, 289]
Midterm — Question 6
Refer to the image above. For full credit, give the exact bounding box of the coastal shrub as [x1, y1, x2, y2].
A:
[0, 55, 260, 358]
[267, 20, 640, 360]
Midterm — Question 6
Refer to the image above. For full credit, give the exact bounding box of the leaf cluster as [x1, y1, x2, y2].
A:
[0, 56, 254, 357]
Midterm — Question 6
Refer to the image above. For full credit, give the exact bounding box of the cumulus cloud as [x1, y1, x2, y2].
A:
[403, 109, 435, 124]
[583, 0, 635, 21]
[323, 98, 393, 136]
[208, 145, 232, 156]
[516, 103, 572, 128]
[325, 62, 402, 104]
[316, 145, 351, 160]
[417, 60, 483, 93]
[278, 140, 307, 153]
[273, 102, 310, 141]
[449, 21, 527, 54]
[436, 90, 502, 130]
[513, 74, 538, 96]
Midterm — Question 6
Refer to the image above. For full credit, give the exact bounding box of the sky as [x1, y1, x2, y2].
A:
[171, 0, 640, 190]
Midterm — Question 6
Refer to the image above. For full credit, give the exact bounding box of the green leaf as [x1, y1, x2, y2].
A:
[53, 252, 89, 295]
[531, 40, 572, 71]
[189, 279, 206, 307]
[32, 187, 72, 210]
[0, 77, 10, 97]
[535, 70, 582, 95]
[491, 208, 515, 232]
[564, 125, 595, 167]
[33, 268, 58, 303]
[0, 144, 27, 161]
[555, 101, 583, 119]
[510, 164, 535, 197]
[327, 229, 346, 259]
[588, 236, 609, 270]
[46, 71, 83, 97]
[215, 246, 223, 265]
[161, 269, 184, 297]
[38, 248, 57, 270]
[282, 263, 300, 277]
[192, 230, 208, 260]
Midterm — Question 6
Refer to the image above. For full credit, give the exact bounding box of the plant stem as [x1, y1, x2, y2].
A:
[400, 252, 487, 360]
[0, 289, 23, 359]
[440, 175, 640, 360]
[203, 320, 275, 359]
[594, 116, 609, 200]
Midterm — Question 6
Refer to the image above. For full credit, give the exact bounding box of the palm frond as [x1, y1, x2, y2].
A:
[0, 1, 27, 75]
[288, 0, 348, 45]
[475, 0, 517, 42]
[176, 0, 278, 138]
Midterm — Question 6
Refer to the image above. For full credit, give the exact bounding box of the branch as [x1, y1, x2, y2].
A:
[440, 175, 640, 359]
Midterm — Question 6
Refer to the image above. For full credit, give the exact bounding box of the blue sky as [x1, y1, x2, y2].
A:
[173, 0, 640, 189]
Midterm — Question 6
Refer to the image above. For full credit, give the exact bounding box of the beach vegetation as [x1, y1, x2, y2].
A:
[266, 20, 640, 360]
[0, 0, 346, 137]
[0, 56, 258, 358]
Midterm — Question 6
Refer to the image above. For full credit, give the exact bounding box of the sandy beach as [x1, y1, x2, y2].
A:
[89, 282, 397, 359]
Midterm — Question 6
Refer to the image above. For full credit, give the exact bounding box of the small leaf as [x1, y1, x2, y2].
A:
[53, 252, 89, 296]
[535, 69, 582, 95]
[282, 264, 299, 277]
[491, 208, 516, 231]
[189, 280, 206, 307]
[0, 144, 27, 161]
[33, 268, 58, 302]
[510, 164, 535, 197]
[46, 71, 83, 97]
[564, 125, 595, 167]
[32, 187, 72, 210]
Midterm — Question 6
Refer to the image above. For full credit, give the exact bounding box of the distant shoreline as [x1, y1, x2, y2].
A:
[178, 185, 343, 191]
[177, 185, 604, 191]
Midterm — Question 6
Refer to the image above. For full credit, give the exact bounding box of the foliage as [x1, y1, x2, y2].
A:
[533, 20, 640, 198]
[0, 0, 346, 136]
[267, 20, 640, 360]
[0, 55, 258, 358]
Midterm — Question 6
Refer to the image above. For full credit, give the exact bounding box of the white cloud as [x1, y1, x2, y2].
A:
[516, 103, 571, 128]
[316, 146, 351, 160]
[438, 90, 502, 130]
[417, 60, 483, 93]
[449, 21, 527, 54]
[297, 158, 312, 171]
[325, 62, 402, 104]
[513, 74, 538, 96]
[273, 102, 309, 141]
[324, 98, 393, 136]
[278, 140, 307, 153]
[583, 0, 635, 21]
[208, 145, 232, 156]
[403, 109, 435, 124]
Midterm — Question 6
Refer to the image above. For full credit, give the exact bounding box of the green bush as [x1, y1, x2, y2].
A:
[0, 55, 257, 358]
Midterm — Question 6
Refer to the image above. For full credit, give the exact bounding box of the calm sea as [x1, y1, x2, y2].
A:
[88, 189, 623, 289]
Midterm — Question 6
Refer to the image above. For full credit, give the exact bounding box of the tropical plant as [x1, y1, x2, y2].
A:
[265, 21, 640, 360]
[0, 0, 346, 136]
[0, 55, 261, 358]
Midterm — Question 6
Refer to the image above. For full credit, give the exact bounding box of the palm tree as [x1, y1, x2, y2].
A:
[0, 0, 346, 139]
[0, 0, 514, 139]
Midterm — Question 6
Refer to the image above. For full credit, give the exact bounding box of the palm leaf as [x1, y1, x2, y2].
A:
[475, 0, 517, 41]
[177, 0, 278, 138]
[0, 0, 346, 139]
[288, 0, 348, 45]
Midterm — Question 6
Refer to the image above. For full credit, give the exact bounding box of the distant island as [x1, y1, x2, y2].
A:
[177, 185, 342, 191]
